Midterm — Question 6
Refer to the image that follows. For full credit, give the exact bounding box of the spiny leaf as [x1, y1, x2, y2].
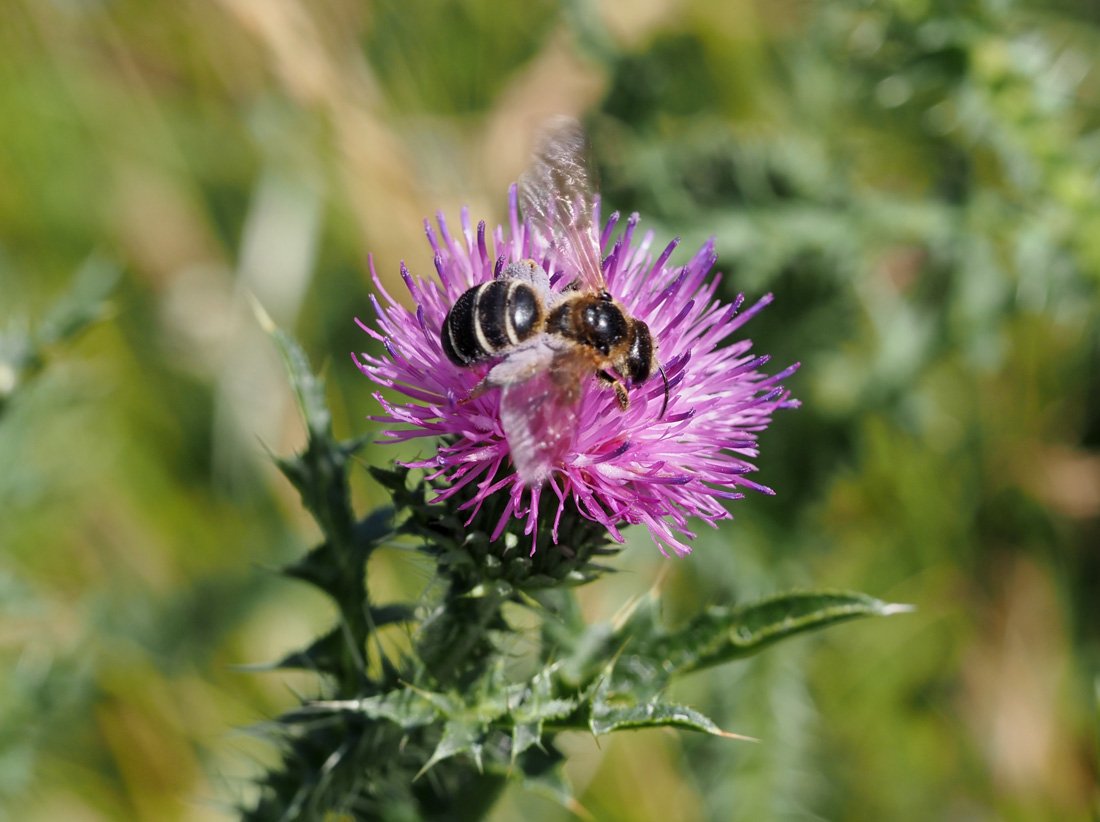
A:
[281, 507, 394, 596]
[298, 688, 443, 730]
[417, 720, 485, 778]
[551, 590, 907, 697]
[401, 685, 462, 718]
[256, 302, 369, 551]
[417, 593, 511, 686]
[512, 721, 542, 761]
[257, 313, 403, 693]
[582, 657, 748, 738]
[272, 438, 370, 549]
[266, 602, 415, 676]
[510, 670, 578, 760]
[589, 699, 749, 739]
[254, 297, 331, 440]
[272, 626, 360, 678]
[656, 590, 912, 675]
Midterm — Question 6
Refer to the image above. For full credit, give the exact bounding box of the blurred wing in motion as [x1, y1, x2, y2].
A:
[489, 343, 587, 485]
[518, 118, 606, 291]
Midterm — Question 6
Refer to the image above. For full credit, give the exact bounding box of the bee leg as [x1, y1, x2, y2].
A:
[613, 382, 629, 410]
[597, 370, 630, 410]
[657, 364, 670, 419]
[457, 379, 490, 405]
[456, 341, 559, 406]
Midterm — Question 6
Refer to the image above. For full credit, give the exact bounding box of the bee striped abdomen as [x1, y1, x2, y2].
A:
[441, 280, 542, 366]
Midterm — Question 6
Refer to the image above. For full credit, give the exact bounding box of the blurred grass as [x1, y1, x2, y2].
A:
[1, 0, 1098, 819]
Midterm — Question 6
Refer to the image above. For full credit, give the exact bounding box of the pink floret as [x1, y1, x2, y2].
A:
[353, 186, 798, 556]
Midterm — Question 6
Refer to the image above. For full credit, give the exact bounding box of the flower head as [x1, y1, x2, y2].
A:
[354, 187, 797, 556]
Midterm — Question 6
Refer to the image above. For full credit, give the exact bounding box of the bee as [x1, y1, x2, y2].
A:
[440, 118, 668, 486]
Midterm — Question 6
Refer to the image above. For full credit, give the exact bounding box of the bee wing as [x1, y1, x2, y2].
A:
[519, 118, 606, 291]
[490, 341, 587, 486]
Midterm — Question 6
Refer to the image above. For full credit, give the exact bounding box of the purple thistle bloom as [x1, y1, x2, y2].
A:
[354, 187, 798, 556]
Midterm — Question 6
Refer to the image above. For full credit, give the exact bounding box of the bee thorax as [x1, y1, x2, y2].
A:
[547, 296, 629, 356]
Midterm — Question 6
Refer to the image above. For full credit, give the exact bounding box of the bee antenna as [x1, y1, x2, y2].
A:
[658, 364, 670, 419]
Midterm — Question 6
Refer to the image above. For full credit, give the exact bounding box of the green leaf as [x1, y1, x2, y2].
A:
[1, 256, 119, 414]
[418, 720, 485, 778]
[511, 721, 542, 761]
[281, 507, 394, 598]
[510, 670, 577, 760]
[552, 590, 903, 814]
[589, 700, 745, 739]
[256, 305, 371, 551]
[258, 311, 405, 692]
[583, 654, 752, 740]
[264, 601, 414, 677]
[255, 299, 331, 440]
[656, 590, 912, 676]
[299, 688, 444, 730]
[272, 625, 359, 677]
[417, 592, 511, 686]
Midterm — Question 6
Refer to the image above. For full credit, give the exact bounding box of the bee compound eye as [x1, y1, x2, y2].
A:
[627, 321, 654, 382]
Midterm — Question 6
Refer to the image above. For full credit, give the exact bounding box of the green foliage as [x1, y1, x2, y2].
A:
[0, 256, 118, 417]
[247, 327, 901, 819]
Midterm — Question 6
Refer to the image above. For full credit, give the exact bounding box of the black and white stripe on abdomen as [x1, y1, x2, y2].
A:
[474, 281, 510, 352]
[441, 280, 542, 367]
[441, 286, 483, 365]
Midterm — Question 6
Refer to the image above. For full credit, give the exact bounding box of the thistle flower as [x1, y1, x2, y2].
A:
[354, 187, 797, 556]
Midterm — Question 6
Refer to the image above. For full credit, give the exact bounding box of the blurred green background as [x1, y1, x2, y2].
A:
[2, 0, 1099, 818]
